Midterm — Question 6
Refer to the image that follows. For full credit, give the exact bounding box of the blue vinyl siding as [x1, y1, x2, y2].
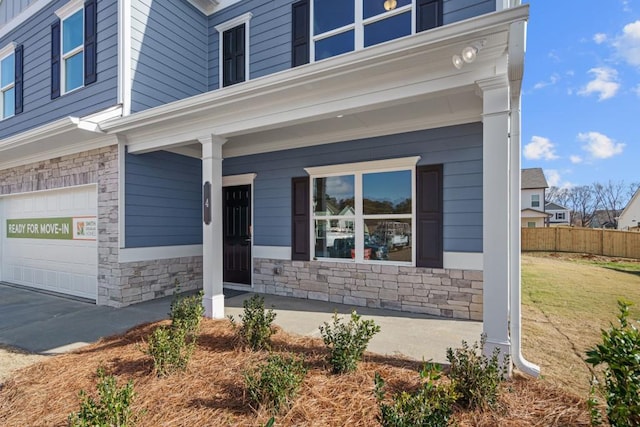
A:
[0, 0, 118, 140]
[443, 0, 495, 25]
[223, 123, 484, 253]
[125, 150, 202, 247]
[0, 0, 32, 27]
[130, 0, 208, 112]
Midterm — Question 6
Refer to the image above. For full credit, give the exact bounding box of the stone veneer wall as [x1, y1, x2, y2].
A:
[0, 145, 202, 307]
[253, 258, 483, 321]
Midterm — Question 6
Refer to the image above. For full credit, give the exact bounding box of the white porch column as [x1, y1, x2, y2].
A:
[478, 76, 512, 361]
[200, 135, 227, 318]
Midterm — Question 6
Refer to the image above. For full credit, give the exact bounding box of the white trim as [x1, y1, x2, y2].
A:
[0, 182, 96, 199]
[55, 0, 84, 19]
[117, 139, 126, 249]
[0, 42, 16, 59]
[187, 0, 241, 15]
[118, 0, 132, 115]
[222, 173, 256, 187]
[305, 156, 420, 176]
[0, 0, 54, 40]
[215, 12, 252, 88]
[443, 252, 483, 271]
[118, 244, 203, 263]
[253, 246, 291, 260]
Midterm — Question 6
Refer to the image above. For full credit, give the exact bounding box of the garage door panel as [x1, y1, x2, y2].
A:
[1, 186, 98, 301]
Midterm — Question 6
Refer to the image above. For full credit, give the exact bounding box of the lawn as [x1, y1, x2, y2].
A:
[521, 252, 640, 398]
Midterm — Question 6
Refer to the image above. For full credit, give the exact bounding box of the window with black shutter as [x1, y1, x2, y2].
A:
[222, 24, 246, 87]
[291, 0, 310, 67]
[416, 164, 443, 268]
[416, 0, 443, 33]
[291, 176, 310, 261]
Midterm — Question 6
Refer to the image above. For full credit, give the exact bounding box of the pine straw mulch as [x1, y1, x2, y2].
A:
[0, 319, 592, 427]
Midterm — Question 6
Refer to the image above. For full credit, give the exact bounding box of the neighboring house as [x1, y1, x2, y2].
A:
[618, 187, 640, 231]
[521, 168, 549, 227]
[590, 210, 620, 229]
[0, 1, 536, 373]
[545, 201, 570, 227]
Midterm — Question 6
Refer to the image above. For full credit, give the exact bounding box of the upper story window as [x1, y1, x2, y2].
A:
[531, 194, 540, 208]
[0, 43, 22, 119]
[52, 0, 97, 99]
[556, 212, 566, 220]
[215, 13, 252, 88]
[292, 0, 442, 66]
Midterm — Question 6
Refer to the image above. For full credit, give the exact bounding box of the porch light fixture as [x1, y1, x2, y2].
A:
[452, 40, 485, 69]
[384, 0, 397, 11]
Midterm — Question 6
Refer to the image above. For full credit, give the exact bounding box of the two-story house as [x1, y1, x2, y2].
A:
[521, 168, 549, 228]
[0, 0, 536, 374]
[545, 201, 570, 227]
[618, 187, 640, 231]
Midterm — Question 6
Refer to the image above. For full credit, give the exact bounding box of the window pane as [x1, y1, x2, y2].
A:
[63, 9, 84, 54]
[313, 175, 355, 215]
[315, 220, 354, 259]
[1, 53, 14, 88]
[365, 219, 411, 262]
[315, 30, 354, 61]
[314, 0, 354, 34]
[65, 52, 84, 92]
[364, 11, 411, 47]
[363, 170, 411, 214]
[2, 87, 14, 118]
[364, 0, 411, 19]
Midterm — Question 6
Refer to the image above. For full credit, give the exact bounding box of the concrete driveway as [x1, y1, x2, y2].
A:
[0, 282, 482, 363]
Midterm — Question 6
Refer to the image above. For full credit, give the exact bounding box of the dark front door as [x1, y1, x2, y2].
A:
[223, 185, 252, 284]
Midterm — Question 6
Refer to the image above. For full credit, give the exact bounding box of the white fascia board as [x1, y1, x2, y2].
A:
[187, 0, 242, 16]
[305, 157, 420, 176]
[100, 5, 529, 135]
[0, 117, 79, 152]
[55, 0, 83, 19]
[0, 0, 54, 40]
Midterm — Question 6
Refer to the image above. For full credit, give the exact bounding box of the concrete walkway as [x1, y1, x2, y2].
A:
[0, 283, 482, 363]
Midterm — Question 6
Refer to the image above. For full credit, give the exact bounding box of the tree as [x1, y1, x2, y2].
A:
[594, 181, 627, 228]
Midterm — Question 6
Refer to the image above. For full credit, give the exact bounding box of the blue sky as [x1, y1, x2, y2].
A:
[521, 0, 640, 188]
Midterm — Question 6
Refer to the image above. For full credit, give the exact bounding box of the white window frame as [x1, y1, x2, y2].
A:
[310, 0, 416, 62]
[0, 42, 16, 120]
[531, 194, 540, 208]
[56, 0, 85, 95]
[305, 156, 420, 266]
[214, 12, 252, 88]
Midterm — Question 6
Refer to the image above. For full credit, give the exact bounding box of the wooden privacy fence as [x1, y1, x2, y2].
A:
[522, 227, 640, 259]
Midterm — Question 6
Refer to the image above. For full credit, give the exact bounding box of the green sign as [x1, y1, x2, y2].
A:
[7, 218, 74, 240]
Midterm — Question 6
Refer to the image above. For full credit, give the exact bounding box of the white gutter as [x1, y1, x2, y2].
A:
[508, 19, 540, 377]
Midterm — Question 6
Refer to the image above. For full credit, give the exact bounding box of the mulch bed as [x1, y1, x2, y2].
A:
[0, 319, 592, 426]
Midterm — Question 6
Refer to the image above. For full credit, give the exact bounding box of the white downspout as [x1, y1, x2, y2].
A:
[508, 18, 540, 377]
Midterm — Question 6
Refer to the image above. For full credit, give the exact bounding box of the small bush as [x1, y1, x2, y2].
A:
[446, 334, 508, 409]
[586, 300, 640, 426]
[244, 354, 307, 414]
[229, 294, 277, 350]
[170, 290, 204, 339]
[68, 367, 140, 427]
[374, 363, 458, 427]
[319, 311, 380, 374]
[144, 325, 195, 377]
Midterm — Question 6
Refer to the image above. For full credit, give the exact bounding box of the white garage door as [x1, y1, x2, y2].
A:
[0, 185, 98, 300]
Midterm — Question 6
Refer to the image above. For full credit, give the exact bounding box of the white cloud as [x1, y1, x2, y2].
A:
[548, 50, 561, 62]
[570, 155, 583, 164]
[594, 33, 608, 44]
[523, 136, 559, 161]
[613, 20, 640, 67]
[544, 170, 573, 189]
[533, 73, 560, 90]
[634, 84, 640, 96]
[622, 0, 632, 12]
[578, 131, 625, 159]
[578, 67, 621, 100]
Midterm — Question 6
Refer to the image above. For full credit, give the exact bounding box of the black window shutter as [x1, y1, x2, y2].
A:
[14, 45, 24, 114]
[416, 164, 443, 268]
[416, 0, 443, 33]
[222, 24, 245, 87]
[291, 176, 310, 261]
[291, 0, 310, 67]
[84, 0, 98, 85]
[51, 20, 61, 99]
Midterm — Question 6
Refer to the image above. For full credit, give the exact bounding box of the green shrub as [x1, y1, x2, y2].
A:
[68, 367, 140, 427]
[586, 300, 640, 426]
[170, 290, 204, 340]
[244, 354, 307, 414]
[229, 294, 277, 350]
[374, 363, 458, 427]
[319, 311, 380, 374]
[445, 334, 508, 409]
[144, 325, 195, 377]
